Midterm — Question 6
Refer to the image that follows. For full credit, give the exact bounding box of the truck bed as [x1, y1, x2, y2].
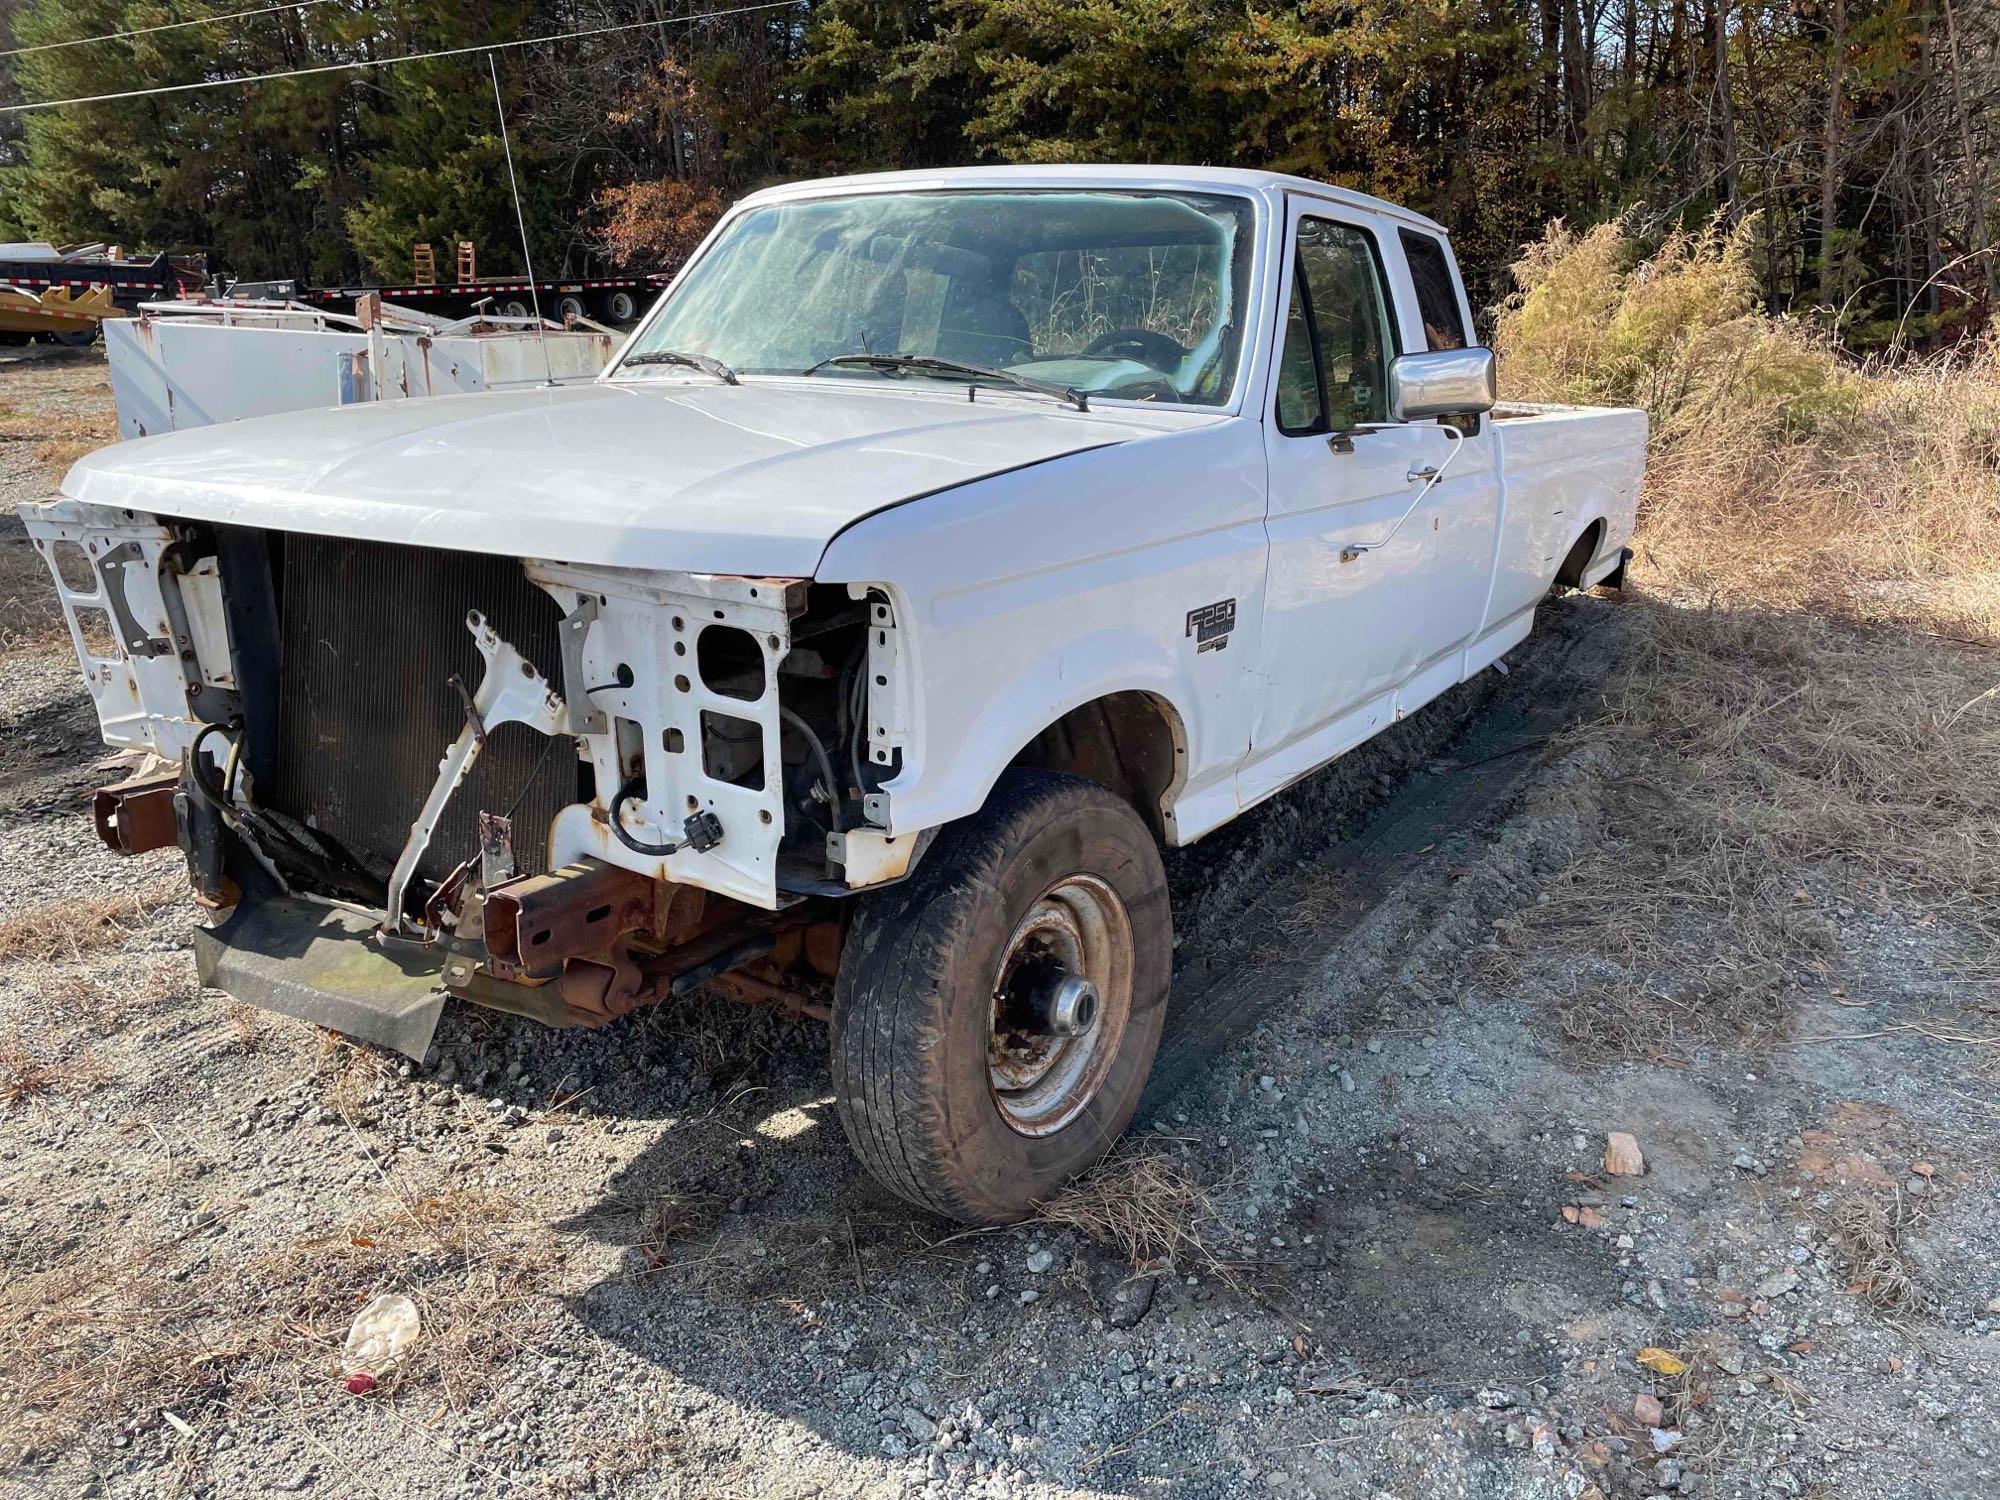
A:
[1485, 401, 1647, 637]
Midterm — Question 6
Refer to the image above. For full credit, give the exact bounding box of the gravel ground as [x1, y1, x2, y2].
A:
[2, 351, 1995, 1499]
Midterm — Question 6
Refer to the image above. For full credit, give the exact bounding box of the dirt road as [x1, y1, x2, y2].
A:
[3, 349, 1995, 1499]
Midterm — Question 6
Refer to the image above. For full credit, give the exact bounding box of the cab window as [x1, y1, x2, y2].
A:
[1399, 229, 1469, 351]
[1273, 216, 1396, 434]
[1274, 277, 1322, 431]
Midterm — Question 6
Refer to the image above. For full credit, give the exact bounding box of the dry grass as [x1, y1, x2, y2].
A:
[49, 959, 195, 1036]
[0, 1188, 556, 1460]
[32, 435, 104, 477]
[1490, 220, 2000, 1059]
[0, 524, 68, 650]
[542, 1418, 688, 1498]
[1634, 1332, 1808, 1470]
[1636, 354, 2000, 644]
[0, 387, 115, 649]
[1497, 216, 2000, 644]
[1036, 1143, 1230, 1273]
[315, 1032, 393, 1117]
[1500, 601, 2000, 1057]
[0, 395, 116, 469]
[637, 1190, 724, 1265]
[1814, 1186, 1932, 1313]
[224, 1000, 272, 1052]
[0, 877, 182, 963]
[0, 1032, 104, 1104]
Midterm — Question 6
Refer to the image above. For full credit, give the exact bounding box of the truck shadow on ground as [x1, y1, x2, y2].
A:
[529, 596, 1630, 1488]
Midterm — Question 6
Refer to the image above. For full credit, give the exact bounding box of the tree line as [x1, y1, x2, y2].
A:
[0, 0, 1992, 347]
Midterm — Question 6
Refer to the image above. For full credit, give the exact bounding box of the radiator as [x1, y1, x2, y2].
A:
[264, 536, 574, 884]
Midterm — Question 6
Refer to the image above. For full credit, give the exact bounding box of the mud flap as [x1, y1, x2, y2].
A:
[192, 896, 448, 1061]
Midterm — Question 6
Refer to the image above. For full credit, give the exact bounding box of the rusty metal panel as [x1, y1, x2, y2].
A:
[483, 860, 658, 972]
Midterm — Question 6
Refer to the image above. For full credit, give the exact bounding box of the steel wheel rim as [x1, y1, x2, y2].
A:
[988, 873, 1133, 1137]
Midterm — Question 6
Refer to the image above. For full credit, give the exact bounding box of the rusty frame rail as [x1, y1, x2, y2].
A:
[93, 766, 180, 856]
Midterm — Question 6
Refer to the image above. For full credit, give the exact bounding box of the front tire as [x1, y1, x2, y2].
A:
[830, 770, 1171, 1223]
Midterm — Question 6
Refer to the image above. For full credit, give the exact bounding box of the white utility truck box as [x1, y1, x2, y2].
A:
[105, 301, 615, 437]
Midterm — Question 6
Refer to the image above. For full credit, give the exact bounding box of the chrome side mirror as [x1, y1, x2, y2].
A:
[1388, 347, 1496, 422]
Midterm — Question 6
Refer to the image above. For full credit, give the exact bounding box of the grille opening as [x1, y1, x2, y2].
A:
[73, 607, 118, 659]
[51, 540, 97, 594]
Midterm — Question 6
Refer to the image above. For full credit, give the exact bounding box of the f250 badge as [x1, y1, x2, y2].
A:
[1185, 599, 1236, 654]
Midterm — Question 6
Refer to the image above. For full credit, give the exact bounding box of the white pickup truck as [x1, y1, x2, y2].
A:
[27, 166, 1642, 1222]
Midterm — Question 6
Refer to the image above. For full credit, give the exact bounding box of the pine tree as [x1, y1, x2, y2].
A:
[341, 2, 562, 283]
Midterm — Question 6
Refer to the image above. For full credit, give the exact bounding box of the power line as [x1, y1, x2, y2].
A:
[0, 1, 335, 61]
[0, 1, 804, 114]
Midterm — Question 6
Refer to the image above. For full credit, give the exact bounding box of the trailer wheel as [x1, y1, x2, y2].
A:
[555, 294, 587, 323]
[499, 298, 531, 320]
[603, 290, 638, 323]
[830, 770, 1170, 1223]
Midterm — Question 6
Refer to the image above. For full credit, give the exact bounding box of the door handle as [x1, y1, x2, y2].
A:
[1340, 423, 1471, 562]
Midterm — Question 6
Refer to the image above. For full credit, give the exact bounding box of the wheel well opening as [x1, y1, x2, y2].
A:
[1007, 692, 1183, 842]
[1555, 519, 1606, 589]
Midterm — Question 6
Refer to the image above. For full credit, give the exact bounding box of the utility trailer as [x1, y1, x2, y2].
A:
[229, 270, 669, 328]
[0, 284, 126, 347]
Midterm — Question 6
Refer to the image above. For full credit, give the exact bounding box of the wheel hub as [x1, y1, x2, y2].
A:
[988, 874, 1133, 1137]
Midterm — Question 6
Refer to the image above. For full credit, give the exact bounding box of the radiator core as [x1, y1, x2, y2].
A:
[264, 535, 574, 884]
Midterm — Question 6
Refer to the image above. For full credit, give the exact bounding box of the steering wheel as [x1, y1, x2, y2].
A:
[1082, 328, 1188, 370]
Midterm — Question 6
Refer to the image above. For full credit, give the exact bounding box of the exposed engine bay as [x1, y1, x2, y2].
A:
[26, 497, 917, 1057]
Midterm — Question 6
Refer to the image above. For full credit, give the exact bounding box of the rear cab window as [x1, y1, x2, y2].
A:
[1398, 229, 1469, 352]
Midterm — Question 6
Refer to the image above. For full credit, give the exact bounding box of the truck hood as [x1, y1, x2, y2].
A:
[63, 378, 1207, 576]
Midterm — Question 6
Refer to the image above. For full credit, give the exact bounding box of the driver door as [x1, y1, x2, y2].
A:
[1241, 199, 1458, 806]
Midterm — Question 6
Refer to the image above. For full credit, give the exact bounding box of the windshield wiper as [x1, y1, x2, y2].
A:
[618, 348, 740, 385]
[804, 353, 1089, 412]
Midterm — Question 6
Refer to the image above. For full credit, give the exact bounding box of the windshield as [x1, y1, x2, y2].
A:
[616, 189, 1257, 406]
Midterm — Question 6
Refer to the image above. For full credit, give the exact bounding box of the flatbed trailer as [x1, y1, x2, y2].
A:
[232, 271, 670, 326]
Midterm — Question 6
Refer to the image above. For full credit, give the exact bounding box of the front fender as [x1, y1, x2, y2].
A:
[817, 418, 1270, 845]
[911, 634, 1194, 837]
